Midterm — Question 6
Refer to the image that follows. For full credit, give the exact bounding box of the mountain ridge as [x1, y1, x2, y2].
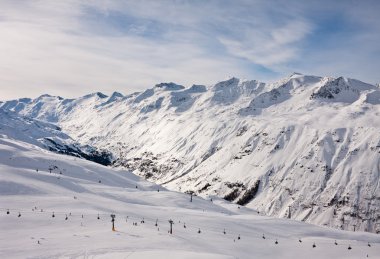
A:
[1, 73, 379, 233]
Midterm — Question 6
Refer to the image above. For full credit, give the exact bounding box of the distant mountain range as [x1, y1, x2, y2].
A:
[1, 73, 379, 233]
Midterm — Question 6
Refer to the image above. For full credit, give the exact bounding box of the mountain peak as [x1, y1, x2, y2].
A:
[214, 77, 240, 89]
[289, 72, 303, 78]
[110, 91, 123, 98]
[154, 82, 185, 91]
[83, 92, 108, 99]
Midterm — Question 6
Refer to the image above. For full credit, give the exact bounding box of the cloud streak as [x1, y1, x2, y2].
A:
[0, 0, 379, 100]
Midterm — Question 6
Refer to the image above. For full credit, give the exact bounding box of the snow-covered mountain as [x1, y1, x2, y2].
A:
[1, 73, 380, 233]
[1, 135, 379, 258]
[0, 108, 112, 165]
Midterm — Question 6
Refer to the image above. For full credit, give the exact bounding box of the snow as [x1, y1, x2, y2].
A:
[1, 74, 379, 234]
[0, 136, 379, 258]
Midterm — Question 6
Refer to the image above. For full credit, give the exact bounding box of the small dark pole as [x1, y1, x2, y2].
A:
[353, 224, 356, 232]
[190, 193, 193, 202]
[111, 214, 116, 231]
[168, 219, 174, 234]
[288, 206, 291, 219]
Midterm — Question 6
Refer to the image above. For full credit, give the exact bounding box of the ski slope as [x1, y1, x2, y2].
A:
[1, 74, 380, 233]
[0, 136, 379, 258]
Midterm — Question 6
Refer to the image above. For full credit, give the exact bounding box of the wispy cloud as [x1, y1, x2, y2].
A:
[0, 0, 379, 100]
[219, 19, 312, 66]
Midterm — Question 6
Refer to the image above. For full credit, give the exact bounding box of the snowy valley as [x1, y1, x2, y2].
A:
[0, 133, 379, 258]
[1, 73, 380, 237]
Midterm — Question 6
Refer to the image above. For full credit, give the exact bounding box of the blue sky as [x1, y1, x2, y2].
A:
[0, 0, 379, 99]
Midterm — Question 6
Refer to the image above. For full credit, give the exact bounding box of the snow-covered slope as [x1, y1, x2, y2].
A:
[0, 136, 379, 258]
[1, 73, 380, 233]
[0, 108, 112, 165]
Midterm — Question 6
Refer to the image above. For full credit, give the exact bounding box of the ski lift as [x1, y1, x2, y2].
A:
[168, 219, 174, 234]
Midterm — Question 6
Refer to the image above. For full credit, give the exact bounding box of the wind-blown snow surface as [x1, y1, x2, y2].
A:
[0, 136, 379, 258]
[1, 74, 380, 233]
